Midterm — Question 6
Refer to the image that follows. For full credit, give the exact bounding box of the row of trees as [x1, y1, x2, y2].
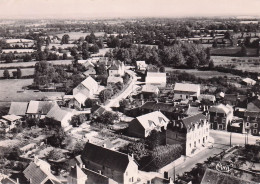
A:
[2, 68, 22, 79]
[106, 43, 210, 68]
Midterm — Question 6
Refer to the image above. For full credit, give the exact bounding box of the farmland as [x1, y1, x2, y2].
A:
[55, 31, 105, 40]
[165, 67, 239, 79]
[212, 56, 260, 73]
[0, 68, 34, 77]
[211, 47, 258, 56]
[0, 60, 72, 68]
[0, 79, 64, 107]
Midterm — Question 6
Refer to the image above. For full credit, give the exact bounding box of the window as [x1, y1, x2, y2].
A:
[254, 123, 258, 128]
[218, 124, 223, 130]
[246, 122, 250, 127]
[253, 129, 257, 134]
[186, 95, 188, 99]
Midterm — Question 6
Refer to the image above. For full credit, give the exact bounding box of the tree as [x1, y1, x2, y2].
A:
[208, 60, 214, 70]
[71, 141, 85, 156]
[3, 69, 10, 79]
[61, 34, 70, 44]
[17, 68, 22, 79]
[82, 49, 90, 59]
[212, 40, 218, 48]
[96, 63, 107, 75]
[121, 142, 148, 161]
[99, 89, 113, 103]
[119, 99, 130, 111]
[46, 149, 64, 161]
[70, 114, 86, 127]
[62, 53, 68, 60]
[96, 111, 119, 125]
[159, 66, 165, 73]
[145, 130, 163, 150]
[89, 43, 99, 53]
[84, 98, 99, 108]
[5, 53, 14, 63]
[23, 54, 32, 62]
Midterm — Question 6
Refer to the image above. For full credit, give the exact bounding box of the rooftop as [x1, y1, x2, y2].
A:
[8, 102, 29, 116]
[174, 83, 200, 93]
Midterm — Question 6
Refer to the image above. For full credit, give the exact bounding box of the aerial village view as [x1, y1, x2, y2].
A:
[0, 0, 259, 183]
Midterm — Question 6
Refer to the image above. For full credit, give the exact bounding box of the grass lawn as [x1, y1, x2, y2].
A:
[212, 56, 260, 73]
[0, 79, 64, 105]
[0, 60, 72, 68]
[0, 68, 34, 77]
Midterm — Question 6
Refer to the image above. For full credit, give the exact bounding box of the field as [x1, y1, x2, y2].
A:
[2, 49, 35, 53]
[47, 43, 75, 49]
[211, 47, 258, 56]
[0, 60, 72, 68]
[0, 79, 64, 108]
[212, 56, 260, 73]
[0, 68, 34, 77]
[55, 31, 105, 40]
[165, 68, 239, 79]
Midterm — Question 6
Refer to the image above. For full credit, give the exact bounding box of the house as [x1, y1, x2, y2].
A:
[71, 93, 88, 110]
[68, 165, 118, 184]
[108, 61, 125, 77]
[145, 72, 167, 87]
[81, 142, 139, 184]
[128, 111, 170, 138]
[0, 173, 18, 184]
[208, 104, 233, 130]
[174, 83, 200, 101]
[73, 76, 99, 97]
[26, 101, 58, 118]
[23, 157, 61, 184]
[247, 98, 260, 112]
[242, 78, 256, 86]
[223, 94, 247, 107]
[140, 101, 188, 121]
[46, 106, 73, 129]
[107, 76, 123, 85]
[136, 61, 147, 71]
[68, 165, 88, 184]
[166, 113, 209, 156]
[201, 168, 258, 184]
[141, 85, 160, 99]
[244, 111, 260, 136]
[83, 66, 96, 76]
[8, 102, 29, 116]
[0, 114, 22, 132]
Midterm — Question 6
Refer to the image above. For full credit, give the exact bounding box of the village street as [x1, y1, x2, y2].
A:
[104, 69, 139, 110]
[167, 130, 259, 177]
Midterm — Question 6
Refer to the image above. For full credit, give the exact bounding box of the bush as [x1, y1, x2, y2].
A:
[145, 144, 183, 171]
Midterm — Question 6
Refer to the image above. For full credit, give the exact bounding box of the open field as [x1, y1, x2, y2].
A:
[0, 79, 64, 107]
[212, 56, 260, 73]
[211, 47, 258, 56]
[55, 31, 105, 40]
[0, 68, 34, 77]
[165, 68, 239, 79]
[2, 49, 35, 53]
[0, 60, 72, 68]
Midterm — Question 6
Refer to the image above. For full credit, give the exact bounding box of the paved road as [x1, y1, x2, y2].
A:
[104, 69, 138, 110]
[168, 130, 259, 177]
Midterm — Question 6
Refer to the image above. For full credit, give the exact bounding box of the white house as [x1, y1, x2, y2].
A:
[145, 72, 167, 87]
[108, 61, 125, 77]
[166, 113, 210, 156]
[46, 106, 73, 128]
[242, 78, 256, 86]
[136, 61, 147, 71]
[128, 111, 170, 138]
[174, 83, 200, 100]
[73, 76, 99, 97]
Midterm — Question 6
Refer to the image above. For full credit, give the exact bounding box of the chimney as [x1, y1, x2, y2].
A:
[98, 170, 102, 174]
[164, 171, 169, 179]
[82, 165, 85, 168]
[103, 143, 107, 148]
[131, 153, 134, 158]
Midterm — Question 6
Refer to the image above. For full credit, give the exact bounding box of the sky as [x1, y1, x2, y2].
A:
[0, 0, 260, 19]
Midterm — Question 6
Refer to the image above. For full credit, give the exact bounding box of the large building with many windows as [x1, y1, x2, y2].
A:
[166, 113, 210, 156]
